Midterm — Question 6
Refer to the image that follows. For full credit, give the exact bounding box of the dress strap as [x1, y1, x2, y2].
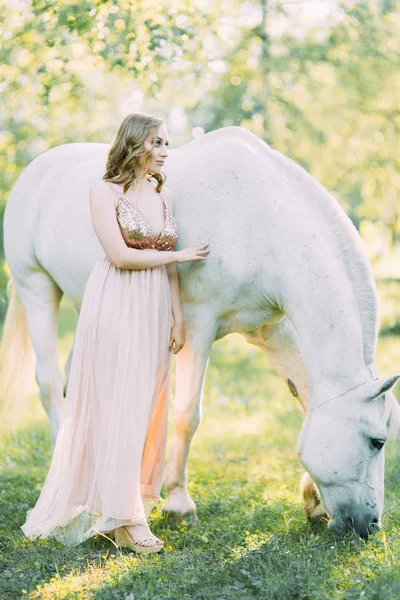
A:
[160, 192, 168, 212]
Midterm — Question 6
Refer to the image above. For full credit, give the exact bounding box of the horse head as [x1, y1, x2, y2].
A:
[297, 374, 400, 539]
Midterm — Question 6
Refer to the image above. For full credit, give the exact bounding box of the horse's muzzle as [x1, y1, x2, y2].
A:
[328, 513, 381, 540]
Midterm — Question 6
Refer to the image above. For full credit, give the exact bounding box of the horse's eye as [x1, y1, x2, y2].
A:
[370, 438, 386, 451]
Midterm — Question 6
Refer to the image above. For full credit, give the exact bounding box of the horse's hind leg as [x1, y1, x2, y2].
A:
[17, 270, 64, 447]
[163, 319, 215, 525]
[63, 307, 80, 395]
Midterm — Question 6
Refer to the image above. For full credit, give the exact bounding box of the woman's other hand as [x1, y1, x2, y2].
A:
[169, 320, 185, 354]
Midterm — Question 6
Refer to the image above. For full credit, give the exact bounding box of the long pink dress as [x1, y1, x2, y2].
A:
[21, 185, 179, 547]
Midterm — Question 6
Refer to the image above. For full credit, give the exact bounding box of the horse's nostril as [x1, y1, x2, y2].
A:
[369, 518, 381, 533]
[343, 516, 354, 529]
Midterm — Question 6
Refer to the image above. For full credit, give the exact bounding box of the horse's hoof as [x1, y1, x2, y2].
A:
[308, 513, 329, 529]
[300, 472, 328, 521]
[307, 502, 329, 520]
[161, 510, 199, 528]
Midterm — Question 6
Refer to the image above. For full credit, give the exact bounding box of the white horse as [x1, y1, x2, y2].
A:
[1, 126, 399, 539]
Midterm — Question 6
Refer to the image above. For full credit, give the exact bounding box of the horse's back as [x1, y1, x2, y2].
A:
[4, 143, 109, 294]
[3, 128, 367, 331]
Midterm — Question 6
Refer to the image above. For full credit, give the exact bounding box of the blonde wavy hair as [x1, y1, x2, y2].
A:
[103, 113, 167, 194]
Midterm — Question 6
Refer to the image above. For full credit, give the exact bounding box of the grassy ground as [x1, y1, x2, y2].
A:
[1, 298, 400, 599]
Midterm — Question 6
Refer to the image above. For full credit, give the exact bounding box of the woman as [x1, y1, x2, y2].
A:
[21, 113, 209, 553]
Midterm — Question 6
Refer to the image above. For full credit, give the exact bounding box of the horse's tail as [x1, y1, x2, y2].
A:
[0, 277, 36, 422]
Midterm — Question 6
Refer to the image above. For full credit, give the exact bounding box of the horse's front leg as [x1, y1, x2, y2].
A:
[163, 321, 215, 525]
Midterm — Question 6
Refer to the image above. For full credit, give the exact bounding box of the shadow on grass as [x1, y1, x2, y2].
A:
[80, 519, 369, 600]
[342, 564, 400, 600]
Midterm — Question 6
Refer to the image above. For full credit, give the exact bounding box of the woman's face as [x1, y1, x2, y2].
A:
[138, 123, 169, 174]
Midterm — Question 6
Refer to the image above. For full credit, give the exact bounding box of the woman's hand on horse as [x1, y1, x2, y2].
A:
[175, 243, 210, 263]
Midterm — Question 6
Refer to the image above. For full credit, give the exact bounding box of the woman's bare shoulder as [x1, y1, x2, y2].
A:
[89, 180, 117, 194]
[90, 181, 119, 208]
[162, 186, 174, 210]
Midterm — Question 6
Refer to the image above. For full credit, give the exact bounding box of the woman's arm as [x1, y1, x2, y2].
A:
[163, 189, 184, 325]
[167, 260, 185, 353]
[89, 181, 177, 270]
[166, 262, 184, 325]
[164, 188, 185, 353]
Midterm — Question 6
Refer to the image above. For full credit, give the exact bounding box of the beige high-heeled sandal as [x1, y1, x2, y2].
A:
[113, 525, 164, 554]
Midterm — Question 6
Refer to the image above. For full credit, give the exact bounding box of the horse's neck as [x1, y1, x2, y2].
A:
[273, 149, 378, 369]
[282, 255, 370, 402]
[256, 153, 377, 403]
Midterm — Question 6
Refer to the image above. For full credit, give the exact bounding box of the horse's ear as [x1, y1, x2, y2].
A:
[365, 375, 400, 402]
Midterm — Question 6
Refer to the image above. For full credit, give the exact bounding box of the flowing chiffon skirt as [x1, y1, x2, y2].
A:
[21, 255, 172, 547]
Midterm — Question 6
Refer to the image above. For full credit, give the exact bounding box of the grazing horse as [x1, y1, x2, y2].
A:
[1, 126, 399, 539]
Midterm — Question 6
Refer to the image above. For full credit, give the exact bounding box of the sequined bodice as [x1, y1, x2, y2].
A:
[116, 191, 179, 251]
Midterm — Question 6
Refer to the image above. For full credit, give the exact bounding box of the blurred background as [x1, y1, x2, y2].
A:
[1, 0, 400, 327]
[2, 3, 400, 597]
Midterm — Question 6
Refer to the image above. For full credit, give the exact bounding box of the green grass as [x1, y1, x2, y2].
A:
[1, 298, 400, 599]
